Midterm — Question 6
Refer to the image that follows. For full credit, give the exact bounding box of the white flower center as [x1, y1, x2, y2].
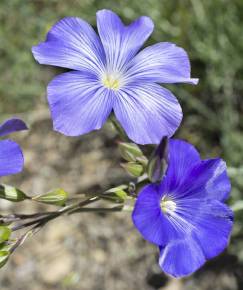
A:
[160, 196, 176, 214]
[102, 72, 122, 90]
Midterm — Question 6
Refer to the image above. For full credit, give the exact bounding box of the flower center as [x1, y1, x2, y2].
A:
[160, 196, 176, 214]
[102, 74, 120, 90]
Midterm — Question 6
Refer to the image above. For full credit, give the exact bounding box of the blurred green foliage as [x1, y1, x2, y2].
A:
[0, 0, 243, 258]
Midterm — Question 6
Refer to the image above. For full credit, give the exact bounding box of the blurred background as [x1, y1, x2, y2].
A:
[0, 0, 243, 289]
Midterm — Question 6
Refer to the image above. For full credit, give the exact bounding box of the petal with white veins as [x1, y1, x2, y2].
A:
[32, 17, 106, 75]
[47, 71, 114, 136]
[126, 42, 198, 85]
[113, 83, 182, 144]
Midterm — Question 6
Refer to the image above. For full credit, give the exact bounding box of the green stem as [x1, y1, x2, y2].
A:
[11, 196, 100, 231]
[109, 114, 129, 142]
[68, 205, 124, 215]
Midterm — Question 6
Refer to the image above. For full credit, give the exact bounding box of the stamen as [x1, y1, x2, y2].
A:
[160, 196, 176, 214]
[102, 74, 120, 90]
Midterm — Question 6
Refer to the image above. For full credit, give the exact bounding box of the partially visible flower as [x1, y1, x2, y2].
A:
[0, 118, 27, 177]
[132, 139, 233, 277]
[32, 10, 198, 145]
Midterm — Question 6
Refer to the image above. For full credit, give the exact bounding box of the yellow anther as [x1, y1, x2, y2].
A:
[103, 75, 120, 90]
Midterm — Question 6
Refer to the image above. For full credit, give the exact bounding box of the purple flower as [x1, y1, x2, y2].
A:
[32, 10, 198, 145]
[132, 139, 233, 277]
[0, 118, 27, 177]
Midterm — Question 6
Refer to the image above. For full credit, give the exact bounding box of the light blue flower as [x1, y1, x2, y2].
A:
[32, 10, 198, 144]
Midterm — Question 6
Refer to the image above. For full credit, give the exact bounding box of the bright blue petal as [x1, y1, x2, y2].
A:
[0, 140, 24, 177]
[159, 237, 205, 278]
[133, 184, 233, 262]
[113, 83, 182, 145]
[96, 9, 154, 72]
[178, 158, 231, 201]
[132, 184, 186, 246]
[47, 71, 114, 136]
[185, 199, 233, 259]
[0, 118, 27, 137]
[167, 197, 233, 260]
[125, 42, 198, 84]
[32, 17, 106, 75]
[164, 139, 201, 191]
[133, 138, 233, 277]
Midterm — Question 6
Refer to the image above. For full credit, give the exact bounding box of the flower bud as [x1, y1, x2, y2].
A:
[118, 142, 144, 162]
[105, 185, 128, 201]
[0, 184, 28, 202]
[0, 251, 10, 268]
[122, 162, 144, 177]
[147, 136, 169, 183]
[32, 188, 68, 206]
[0, 226, 11, 243]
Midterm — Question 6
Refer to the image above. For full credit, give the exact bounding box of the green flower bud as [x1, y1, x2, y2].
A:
[0, 251, 10, 268]
[0, 184, 28, 202]
[32, 188, 68, 206]
[0, 226, 11, 243]
[105, 185, 128, 201]
[122, 162, 144, 177]
[118, 142, 144, 162]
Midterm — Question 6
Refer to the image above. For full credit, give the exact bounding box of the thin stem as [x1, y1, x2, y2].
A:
[10, 227, 40, 254]
[0, 212, 54, 223]
[11, 196, 100, 231]
[109, 114, 129, 142]
[11, 212, 58, 231]
[8, 199, 125, 253]
[68, 205, 124, 215]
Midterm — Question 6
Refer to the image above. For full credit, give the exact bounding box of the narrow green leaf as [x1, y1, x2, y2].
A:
[0, 251, 10, 268]
[32, 188, 68, 206]
[0, 184, 28, 202]
[0, 227, 11, 243]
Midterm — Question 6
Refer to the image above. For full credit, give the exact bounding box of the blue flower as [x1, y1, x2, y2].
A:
[0, 118, 27, 177]
[132, 139, 233, 277]
[32, 10, 198, 145]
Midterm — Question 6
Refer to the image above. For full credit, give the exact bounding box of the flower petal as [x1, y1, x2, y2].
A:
[132, 184, 185, 246]
[0, 118, 27, 137]
[173, 197, 233, 259]
[32, 17, 105, 75]
[126, 42, 198, 85]
[192, 200, 233, 259]
[178, 158, 231, 201]
[0, 140, 24, 177]
[96, 9, 154, 72]
[162, 139, 201, 192]
[47, 71, 114, 136]
[159, 237, 205, 278]
[113, 83, 182, 145]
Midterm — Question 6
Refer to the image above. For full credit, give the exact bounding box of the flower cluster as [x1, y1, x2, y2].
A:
[1, 9, 232, 278]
